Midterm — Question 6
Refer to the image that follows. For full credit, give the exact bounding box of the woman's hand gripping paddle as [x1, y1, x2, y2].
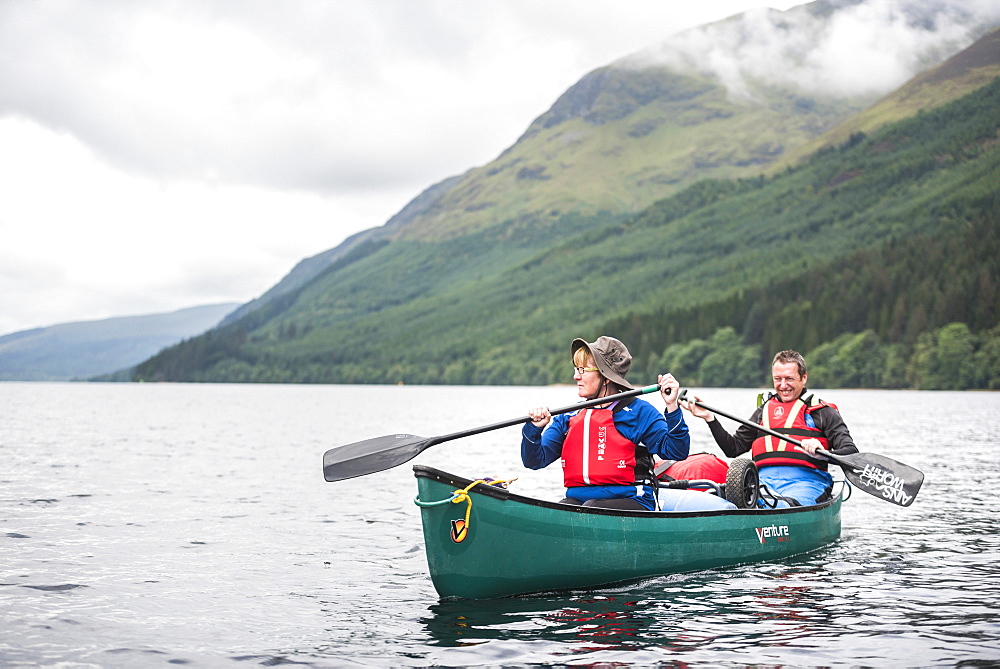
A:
[679, 390, 923, 506]
[323, 384, 662, 482]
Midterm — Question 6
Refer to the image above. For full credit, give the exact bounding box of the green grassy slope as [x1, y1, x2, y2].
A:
[391, 66, 862, 242]
[134, 77, 1000, 387]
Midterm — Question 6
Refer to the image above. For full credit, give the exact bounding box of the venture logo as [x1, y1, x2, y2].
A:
[856, 464, 913, 506]
[755, 524, 790, 544]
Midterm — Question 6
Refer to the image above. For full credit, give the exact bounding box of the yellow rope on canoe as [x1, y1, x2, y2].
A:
[451, 479, 502, 535]
[413, 478, 516, 538]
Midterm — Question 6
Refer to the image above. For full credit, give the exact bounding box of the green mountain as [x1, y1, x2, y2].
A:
[133, 23, 1000, 390]
[0, 303, 238, 381]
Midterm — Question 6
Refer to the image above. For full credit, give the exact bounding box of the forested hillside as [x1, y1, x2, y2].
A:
[134, 77, 1000, 389]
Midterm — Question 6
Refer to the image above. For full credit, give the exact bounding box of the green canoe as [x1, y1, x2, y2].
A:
[413, 465, 843, 599]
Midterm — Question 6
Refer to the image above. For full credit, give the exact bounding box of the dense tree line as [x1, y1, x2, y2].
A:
[632, 322, 1000, 390]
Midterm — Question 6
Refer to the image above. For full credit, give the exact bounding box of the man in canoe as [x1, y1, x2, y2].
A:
[521, 335, 710, 511]
[682, 350, 858, 507]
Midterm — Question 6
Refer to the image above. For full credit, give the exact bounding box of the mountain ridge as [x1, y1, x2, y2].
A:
[0, 303, 238, 381]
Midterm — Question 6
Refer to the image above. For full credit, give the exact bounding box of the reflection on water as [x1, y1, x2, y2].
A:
[420, 534, 1000, 665]
[425, 591, 662, 650]
[419, 556, 848, 661]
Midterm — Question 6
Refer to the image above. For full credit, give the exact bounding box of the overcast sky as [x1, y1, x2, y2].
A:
[0, 0, 995, 336]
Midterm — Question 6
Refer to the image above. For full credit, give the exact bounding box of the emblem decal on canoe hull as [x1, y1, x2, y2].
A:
[450, 519, 468, 543]
[755, 524, 790, 544]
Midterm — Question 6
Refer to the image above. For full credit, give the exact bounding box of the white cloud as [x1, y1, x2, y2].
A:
[0, 0, 810, 194]
[0, 116, 412, 332]
[627, 0, 999, 99]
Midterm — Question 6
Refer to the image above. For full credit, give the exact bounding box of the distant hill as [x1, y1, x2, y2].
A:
[0, 303, 238, 381]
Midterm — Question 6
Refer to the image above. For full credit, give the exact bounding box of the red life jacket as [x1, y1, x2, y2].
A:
[561, 403, 645, 487]
[751, 395, 833, 471]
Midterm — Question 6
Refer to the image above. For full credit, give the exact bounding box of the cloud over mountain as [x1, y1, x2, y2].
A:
[624, 0, 1000, 100]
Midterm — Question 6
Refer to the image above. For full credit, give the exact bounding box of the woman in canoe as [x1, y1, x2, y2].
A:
[522, 335, 734, 511]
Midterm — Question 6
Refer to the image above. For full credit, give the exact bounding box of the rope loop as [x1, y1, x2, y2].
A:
[413, 493, 459, 508]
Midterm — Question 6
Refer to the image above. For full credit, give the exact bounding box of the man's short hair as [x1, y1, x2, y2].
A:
[772, 350, 807, 378]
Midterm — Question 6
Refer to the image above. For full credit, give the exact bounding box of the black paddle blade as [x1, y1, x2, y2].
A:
[323, 434, 433, 482]
[830, 451, 924, 507]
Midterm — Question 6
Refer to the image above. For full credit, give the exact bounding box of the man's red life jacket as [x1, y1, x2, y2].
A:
[751, 395, 833, 471]
[561, 404, 641, 487]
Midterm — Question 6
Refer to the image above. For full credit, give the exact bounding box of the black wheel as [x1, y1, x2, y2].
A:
[725, 458, 759, 508]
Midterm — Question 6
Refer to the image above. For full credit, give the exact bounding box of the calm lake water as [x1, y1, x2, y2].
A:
[2, 383, 999, 667]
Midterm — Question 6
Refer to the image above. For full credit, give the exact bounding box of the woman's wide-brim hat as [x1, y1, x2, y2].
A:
[571, 336, 633, 389]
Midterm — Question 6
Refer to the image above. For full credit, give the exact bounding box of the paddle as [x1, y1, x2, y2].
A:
[678, 389, 923, 507]
[323, 383, 663, 482]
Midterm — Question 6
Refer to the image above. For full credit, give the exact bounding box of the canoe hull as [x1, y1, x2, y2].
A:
[414, 465, 841, 599]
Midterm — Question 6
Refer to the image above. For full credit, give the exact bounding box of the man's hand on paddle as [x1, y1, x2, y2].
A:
[680, 394, 714, 422]
[798, 437, 823, 455]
